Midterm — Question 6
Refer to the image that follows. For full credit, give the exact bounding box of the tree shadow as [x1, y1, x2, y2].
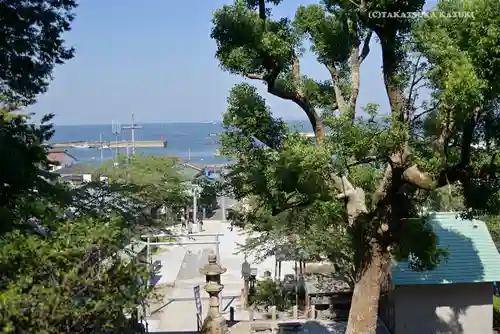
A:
[388, 213, 490, 334]
[277, 320, 390, 333]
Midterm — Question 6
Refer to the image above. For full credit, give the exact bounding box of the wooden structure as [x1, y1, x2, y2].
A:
[303, 274, 352, 320]
[379, 213, 500, 334]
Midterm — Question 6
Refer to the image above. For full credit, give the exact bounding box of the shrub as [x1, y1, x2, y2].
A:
[252, 279, 292, 311]
[494, 296, 500, 328]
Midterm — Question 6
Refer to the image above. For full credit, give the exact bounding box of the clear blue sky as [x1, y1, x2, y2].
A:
[26, 0, 435, 125]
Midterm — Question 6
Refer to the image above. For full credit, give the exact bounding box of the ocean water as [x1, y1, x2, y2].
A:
[51, 121, 312, 165]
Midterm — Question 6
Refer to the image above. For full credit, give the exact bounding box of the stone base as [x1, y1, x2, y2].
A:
[201, 314, 230, 334]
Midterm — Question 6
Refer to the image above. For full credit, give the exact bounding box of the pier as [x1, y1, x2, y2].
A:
[51, 140, 167, 149]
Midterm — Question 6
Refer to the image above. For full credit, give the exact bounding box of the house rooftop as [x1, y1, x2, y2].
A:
[392, 212, 500, 285]
[53, 163, 96, 175]
[47, 149, 78, 162]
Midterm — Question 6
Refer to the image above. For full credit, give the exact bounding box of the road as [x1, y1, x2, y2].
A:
[145, 218, 294, 333]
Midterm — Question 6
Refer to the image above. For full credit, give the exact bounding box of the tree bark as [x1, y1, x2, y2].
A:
[346, 249, 386, 334]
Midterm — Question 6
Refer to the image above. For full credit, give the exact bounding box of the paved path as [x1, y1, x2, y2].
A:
[146, 219, 295, 332]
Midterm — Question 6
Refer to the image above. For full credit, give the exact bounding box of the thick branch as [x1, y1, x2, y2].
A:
[247, 57, 324, 142]
[258, 0, 266, 20]
[326, 64, 348, 116]
[358, 30, 372, 63]
[412, 105, 436, 122]
[332, 174, 367, 226]
[348, 49, 360, 121]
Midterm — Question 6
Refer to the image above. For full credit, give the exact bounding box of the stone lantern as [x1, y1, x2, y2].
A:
[199, 254, 229, 334]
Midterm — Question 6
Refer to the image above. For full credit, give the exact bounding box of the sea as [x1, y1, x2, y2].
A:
[51, 121, 312, 165]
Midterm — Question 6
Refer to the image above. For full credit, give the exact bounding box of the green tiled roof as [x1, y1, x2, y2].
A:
[392, 212, 500, 285]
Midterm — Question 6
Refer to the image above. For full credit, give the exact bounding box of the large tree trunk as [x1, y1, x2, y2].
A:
[346, 249, 385, 334]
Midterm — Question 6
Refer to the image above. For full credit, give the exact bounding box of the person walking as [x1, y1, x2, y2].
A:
[187, 218, 193, 236]
[180, 214, 186, 229]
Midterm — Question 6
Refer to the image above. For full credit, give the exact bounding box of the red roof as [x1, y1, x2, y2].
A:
[47, 150, 77, 163]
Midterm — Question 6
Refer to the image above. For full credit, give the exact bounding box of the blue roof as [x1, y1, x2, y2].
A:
[392, 212, 500, 285]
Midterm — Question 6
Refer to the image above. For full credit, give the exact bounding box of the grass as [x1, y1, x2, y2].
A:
[151, 236, 176, 254]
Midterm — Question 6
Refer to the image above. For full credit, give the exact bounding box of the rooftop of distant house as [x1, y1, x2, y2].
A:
[53, 163, 96, 176]
[47, 150, 78, 164]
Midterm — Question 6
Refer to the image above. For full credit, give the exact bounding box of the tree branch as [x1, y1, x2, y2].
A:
[412, 105, 436, 122]
[403, 107, 483, 190]
[325, 64, 348, 116]
[332, 174, 368, 226]
[406, 55, 422, 118]
[358, 30, 372, 63]
[247, 57, 324, 141]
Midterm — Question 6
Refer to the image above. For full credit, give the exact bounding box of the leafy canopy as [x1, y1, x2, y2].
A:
[213, 0, 500, 281]
[97, 154, 190, 215]
[0, 0, 77, 104]
[0, 2, 161, 331]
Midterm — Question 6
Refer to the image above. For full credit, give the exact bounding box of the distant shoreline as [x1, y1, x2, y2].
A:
[51, 119, 311, 127]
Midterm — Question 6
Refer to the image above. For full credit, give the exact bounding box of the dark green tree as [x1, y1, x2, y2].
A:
[96, 154, 190, 221]
[0, 2, 158, 332]
[0, 0, 77, 104]
[193, 174, 220, 215]
[212, 0, 500, 332]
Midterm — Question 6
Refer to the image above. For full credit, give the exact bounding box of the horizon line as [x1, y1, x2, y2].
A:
[51, 119, 311, 126]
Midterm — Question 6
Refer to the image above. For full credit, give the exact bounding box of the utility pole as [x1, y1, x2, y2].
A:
[123, 113, 142, 156]
[111, 121, 121, 159]
[99, 133, 103, 162]
[131, 113, 135, 155]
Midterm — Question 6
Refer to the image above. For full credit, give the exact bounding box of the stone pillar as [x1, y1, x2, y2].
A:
[199, 255, 229, 334]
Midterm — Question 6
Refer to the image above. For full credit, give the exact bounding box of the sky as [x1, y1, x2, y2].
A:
[26, 0, 436, 125]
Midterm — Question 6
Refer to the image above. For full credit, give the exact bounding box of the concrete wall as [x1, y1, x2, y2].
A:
[394, 282, 493, 334]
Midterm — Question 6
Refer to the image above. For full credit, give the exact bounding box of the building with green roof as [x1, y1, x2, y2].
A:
[379, 212, 500, 334]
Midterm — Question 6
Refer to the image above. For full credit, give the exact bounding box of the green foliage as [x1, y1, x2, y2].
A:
[485, 216, 500, 246]
[0, 2, 161, 330]
[425, 184, 465, 212]
[0, 109, 69, 235]
[213, 0, 500, 332]
[253, 279, 291, 311]
[193, 175, 220, 213]
[413, 0, 500, 218]
[0, 216, 150, 333]
[392, 215, 448, 271]
[0, 116, 154, 331]
[294, 3, 362, 65]
[97, 154, 190, 218]
[494, 296, 500, 329]
[221, 83, 287, 156]
[0, 0, 77, 103]
[211, 0, 297, 78]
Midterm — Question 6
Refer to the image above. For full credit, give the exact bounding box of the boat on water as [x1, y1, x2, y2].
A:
[208, 133, 219, 137]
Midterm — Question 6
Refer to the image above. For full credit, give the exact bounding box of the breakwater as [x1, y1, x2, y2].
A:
[52, 140, 167, 149]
